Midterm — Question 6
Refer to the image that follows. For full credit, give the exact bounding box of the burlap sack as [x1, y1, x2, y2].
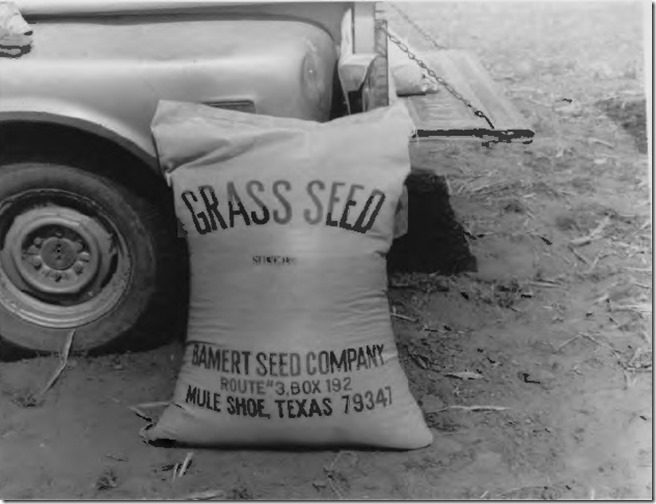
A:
[144, 100, 432, 449]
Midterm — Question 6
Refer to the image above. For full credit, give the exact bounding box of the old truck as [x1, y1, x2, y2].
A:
[0, 0, 532, 354]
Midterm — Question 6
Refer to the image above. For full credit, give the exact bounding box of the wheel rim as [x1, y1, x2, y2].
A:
[0, 191, 131, 329]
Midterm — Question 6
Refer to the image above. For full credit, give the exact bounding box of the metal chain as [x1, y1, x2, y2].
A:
[382, 25, 495, 129]
[387, 3, 449, 51]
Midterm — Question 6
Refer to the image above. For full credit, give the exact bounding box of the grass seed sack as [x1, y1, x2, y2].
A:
[145, 100, 433, 449]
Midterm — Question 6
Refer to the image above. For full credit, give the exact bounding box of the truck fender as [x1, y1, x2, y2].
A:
[0, 98, 157, 170]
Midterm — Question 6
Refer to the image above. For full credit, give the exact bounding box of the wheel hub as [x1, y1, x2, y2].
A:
[1, 206, 113, 299]
[40, 237, 79, 270]
[0, 175, 137, 339]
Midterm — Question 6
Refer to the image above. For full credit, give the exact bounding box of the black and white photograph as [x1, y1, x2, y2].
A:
[0, 0, 651, 500]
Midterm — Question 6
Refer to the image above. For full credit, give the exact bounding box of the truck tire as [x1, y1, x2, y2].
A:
[0, 162, 184, 355]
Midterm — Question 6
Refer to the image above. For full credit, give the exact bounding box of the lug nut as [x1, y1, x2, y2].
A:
[33, 237, 43, 246]
[29, 256, 43, 269]
[79, 252, 91, 262]
[73, 262, 84, 274]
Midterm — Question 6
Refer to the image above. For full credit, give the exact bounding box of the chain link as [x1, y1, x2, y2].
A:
[387, 3, 449, 51]
[382, 20, 495, 129]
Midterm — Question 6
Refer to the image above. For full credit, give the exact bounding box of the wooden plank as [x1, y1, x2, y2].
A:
[399, 50, 534, 143]
[402, 92, 489, 130]
[447, 50, 530, 132]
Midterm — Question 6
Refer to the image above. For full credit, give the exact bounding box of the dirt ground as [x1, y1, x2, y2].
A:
[0, 2, 651, 500]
